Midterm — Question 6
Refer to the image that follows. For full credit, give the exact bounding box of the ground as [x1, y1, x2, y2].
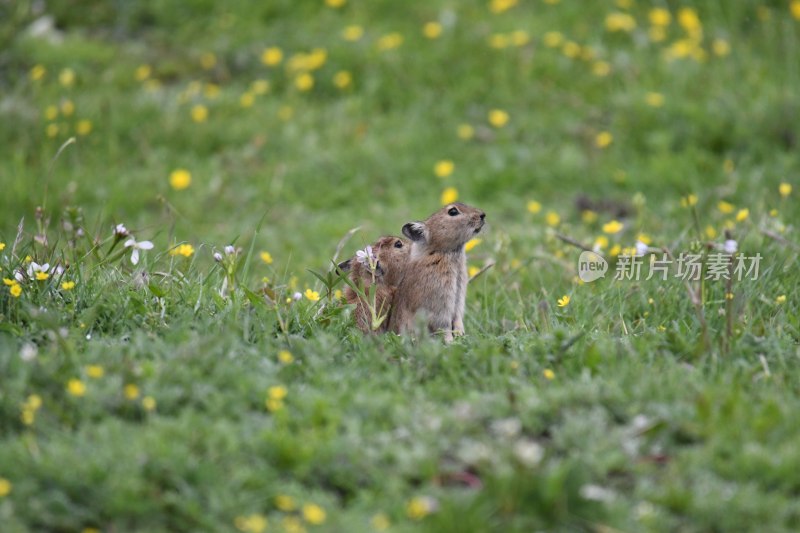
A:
[1, 1, 799, 532]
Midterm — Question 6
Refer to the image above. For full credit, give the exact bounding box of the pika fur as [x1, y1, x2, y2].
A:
[389, 202, 485, 342]
[338, 235, 410, 333]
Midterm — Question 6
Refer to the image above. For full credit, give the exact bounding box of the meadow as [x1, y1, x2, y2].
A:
[1, 0, 799, 531]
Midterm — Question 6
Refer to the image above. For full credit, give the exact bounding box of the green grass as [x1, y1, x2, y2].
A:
[1, 0, 799, 531]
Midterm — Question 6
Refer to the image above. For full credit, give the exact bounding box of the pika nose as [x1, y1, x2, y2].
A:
[479, 212, 486, 221]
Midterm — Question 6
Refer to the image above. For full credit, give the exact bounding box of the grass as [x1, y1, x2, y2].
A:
[1, 0, 799, 531]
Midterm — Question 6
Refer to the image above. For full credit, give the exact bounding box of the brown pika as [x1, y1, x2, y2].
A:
[388, 202, 485, 342]
[338, 235, 411, 333]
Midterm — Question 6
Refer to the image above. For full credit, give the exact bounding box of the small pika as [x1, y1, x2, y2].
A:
[389, 202, 485, 342]
[338, 235, 410, 333]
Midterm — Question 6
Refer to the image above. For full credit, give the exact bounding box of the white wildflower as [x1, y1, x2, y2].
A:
[124, 237, 154, 265]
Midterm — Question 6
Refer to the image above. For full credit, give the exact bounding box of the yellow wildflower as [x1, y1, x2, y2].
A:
[61, 99, 75, 117]
[261, 47, 283, 66]
[76, 120, 92, 135]
[333, 71, 352, 89]
[649, 8, 671, 26]
[527, 200, 541, 214]
[234, 513, 268, 533]
[441, 187, 458, 205]
[281, 517, 305, 533]
[605, 12, 636, 32]
[61, 281, 76, 290]
[602, 220, 624, 234]
[0, 477, 11, 497]
[124, 384, 140, 400]
[325, 0, 345, 7]
[457, 124, 474, 140]
[204, 83, 220, 99]
[511, 30, 530, 46]
[545, 211, 560, 227]
[594, 236, 609, 249]
[582, 210, 598, 223]
[66, 378, 86, 397]
[371, 513, 390, 531]
[342, 25, 364, 41]
[543, 31, 563, 48]
[678, 7, 702, 39]
[776, 295, 787, 305]
[276, 494, 296, 511]
[0, 243, 5, 251]
[200, 52, 216, 70]
[26, 395, 42, 411]
[135, 64, 151, 81]
[465, 238, 482, 252]
[705, 225, 717, 239]
[489, 34, 510, 49]
[592, 61, 611, 77]
[377, 32, 404, 51]
[645, 92, 664, 107]
[30, 64, 46, 81]
[406, 497, 436, 520]
[240, 92, 255, 108]
[191, 104, 208, 123]
[278, 350, 294, 364]
[488, 109, 509, 128]
[562, 41, 581, 58]
[434, 160, 454, 178]
[489, 0, 518, 14]
[295, 73, 314, 91]
[557, 295, 570, 308]
[266, 398, 284, 412]
[35, 272, 49, 281]
[712, 39, 730, 57]
[423, 22, 443, 39]
[595, 131, 613, 148]
[59, 68, 75, 87]
[269, 385, 287, 401]
[543, 369, 555, 380]
[170, 243, 195, 257]
[302, 503, 326, 525]
[304, 288, 320, 302]
[86, 365, 104, 379]
[735, 208, 749, 222]
[779, 183, 792, 198]
[792, 1, 800, 20]
[251, 80, 270, 95]
[260, 251, 273, 264]
[9, 284, 22, 298]
[169, 168, 192, 190]
[142, 396, 157, 411]
[468, 265, 481, 278]
[717, 200, 734, 214]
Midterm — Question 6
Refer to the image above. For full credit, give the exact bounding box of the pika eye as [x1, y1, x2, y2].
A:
[394, 240, 403, 248]
[447, 207, 459, 216]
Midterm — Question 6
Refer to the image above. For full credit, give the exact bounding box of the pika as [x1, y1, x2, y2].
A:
[338, 235, 410, 333]
[389, 202, 485, 342]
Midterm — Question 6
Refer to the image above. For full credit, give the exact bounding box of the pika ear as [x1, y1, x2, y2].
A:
[402, 222, 427, 242]
[337, 258, 352, 272]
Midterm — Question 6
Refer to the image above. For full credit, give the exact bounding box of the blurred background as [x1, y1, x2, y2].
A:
[2, 0, 798, 273]
[2, 3, 800, 532]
